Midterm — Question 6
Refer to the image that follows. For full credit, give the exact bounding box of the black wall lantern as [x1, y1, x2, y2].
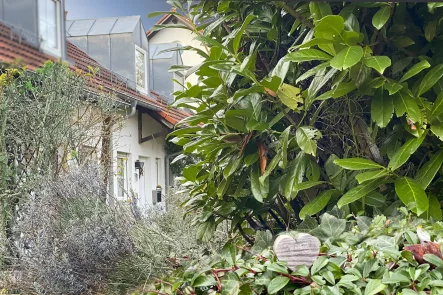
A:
[135, 160, 144, 176]
[156, 185, 162, 203]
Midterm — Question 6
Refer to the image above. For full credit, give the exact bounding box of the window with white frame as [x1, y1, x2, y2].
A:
[38, 0, 61, 56]
[117, 153, 129, 199]
[135, 46, 147, 93]
[173, 71, 185, 95]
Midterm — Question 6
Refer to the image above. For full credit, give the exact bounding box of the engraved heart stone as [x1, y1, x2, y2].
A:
[273, 233, 321, 270]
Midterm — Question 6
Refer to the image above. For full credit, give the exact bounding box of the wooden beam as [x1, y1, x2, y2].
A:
[140, 130, 168, 143]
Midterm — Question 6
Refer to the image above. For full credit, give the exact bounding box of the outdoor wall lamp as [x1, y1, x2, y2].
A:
[135, 160, 144, 176]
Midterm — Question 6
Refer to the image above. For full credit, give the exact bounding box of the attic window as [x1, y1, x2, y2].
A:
[135, 45, 147, 93]
[38, 0, 61, 56]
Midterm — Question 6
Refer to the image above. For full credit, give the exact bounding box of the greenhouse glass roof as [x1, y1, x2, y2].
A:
[149, 43, 181, 59]
[66, 16, 141, 37]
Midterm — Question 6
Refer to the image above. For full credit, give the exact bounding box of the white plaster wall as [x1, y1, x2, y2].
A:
[149, 18, 205, 85]
[111, 109, 167, 210]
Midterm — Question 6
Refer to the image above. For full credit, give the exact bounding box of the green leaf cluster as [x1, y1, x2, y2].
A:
[148, 209, 443, 295]
[161, 0, 443, 242]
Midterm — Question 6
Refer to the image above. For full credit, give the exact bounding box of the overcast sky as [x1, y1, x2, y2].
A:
[65, 0, 172, 31]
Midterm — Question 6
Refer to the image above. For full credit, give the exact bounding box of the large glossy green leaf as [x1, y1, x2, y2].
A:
[395, 177, 429, 216]
[334, 158, 384, 170]
[296, 38, 334, 49]
[372, 6, 390, 30]
[388, 132, 427, 170]
[251, 166, 268, 202]
[293, 181, 326, 192]
[337, 178, 384, 208]
[197, 217, 215, 242]
[431, 115, 443, 140]
[183, 165, 199, 182]
[310, 2, 332, 21]
[260, 153, 282, 185]
[416, 64, 443, 96]
[385, 81, 403, 95]
[393, 89, 421, 123]
[284, 49, 332, 62]
[315, 15, 345, 40]
[415, 150, 443, 189]
[428, 2, 443, 13]
[281, 126, 291, 169]
[363, 56, 391, 74]
[430, 92, 443, 118]
[296, 126, 322, 156]
[391, 36, 415, 48]
[371, 87, 394, 128]
[283, 153, 307, 199]
[223, 156, 242, 179]
[425, 21, 437, 42]
[331, 82, 356, 98]
[356, 169, 390, 184]
[428, 194, 442, 221]
[233, 15, 255, 54]
[307, 67, 337, 103]
[299, 189, 336, 219]
[365, 279, 387, 295]
[221, 272, 241, 295]
[296, 62, 330, 83]
[267, 276, 290, 294]
[331, 46, 364, 70]
[400, 60, 431, 83]
[277, 83, 303, 110]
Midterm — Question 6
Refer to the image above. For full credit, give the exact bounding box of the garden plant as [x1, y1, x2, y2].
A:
[148, 0, 443, 294]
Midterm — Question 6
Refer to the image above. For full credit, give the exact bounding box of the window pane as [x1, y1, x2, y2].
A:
[87, 35, 111, 69]
[88, 17, 117, 36]
[151, 59, 173, 99]
[67, 19, 95, 37]
[38, 0, 58, 49]
[46, 0, 56, 26]
[110, 34, 135, 82]
[4, 0, 38, 35]
[117, 156, 126, 198]
[135, 49, 146, 90]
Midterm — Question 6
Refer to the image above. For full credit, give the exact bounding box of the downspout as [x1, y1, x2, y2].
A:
[125, 100, 137, 118]
[165, 151, 181, 191]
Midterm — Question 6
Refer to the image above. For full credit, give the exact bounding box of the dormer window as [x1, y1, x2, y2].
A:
[135, 45, 148, 94]
[38, 0, 61, 56]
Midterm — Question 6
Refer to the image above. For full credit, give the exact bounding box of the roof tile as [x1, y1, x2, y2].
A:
[0, 21, 189, 126]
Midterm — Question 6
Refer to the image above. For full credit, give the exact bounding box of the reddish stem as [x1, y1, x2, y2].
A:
[212, 269, 222, 292]
[280, 273, 311, 285]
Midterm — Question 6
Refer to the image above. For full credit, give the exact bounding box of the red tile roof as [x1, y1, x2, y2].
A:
[146, 8, 194, 38]
[0, 22, 56, 69]
[0, 21, 189, 126]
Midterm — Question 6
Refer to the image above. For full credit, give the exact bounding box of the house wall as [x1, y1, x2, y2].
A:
[111, 109, 167, 210]
[148, 18, 205, 85]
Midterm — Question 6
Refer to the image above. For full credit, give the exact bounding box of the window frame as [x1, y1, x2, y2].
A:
[38, 0, 62, 57]
[116, 153, 129, 199]
[134, 45, 148, 94]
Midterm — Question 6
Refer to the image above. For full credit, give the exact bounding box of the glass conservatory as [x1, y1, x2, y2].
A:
[149, 43, 184, 103]
[66, 16, 149, 93]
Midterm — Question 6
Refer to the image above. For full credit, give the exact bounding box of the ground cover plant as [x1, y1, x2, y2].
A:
[149, 208, 443, 295]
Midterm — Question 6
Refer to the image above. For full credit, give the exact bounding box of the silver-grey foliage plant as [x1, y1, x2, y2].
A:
[13, 166, 134, 295]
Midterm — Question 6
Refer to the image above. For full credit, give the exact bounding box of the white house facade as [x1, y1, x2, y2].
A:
[0, 2, 202, 210]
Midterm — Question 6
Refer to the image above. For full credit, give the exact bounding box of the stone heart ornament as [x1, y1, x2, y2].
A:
[273, 233, 321, 270]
